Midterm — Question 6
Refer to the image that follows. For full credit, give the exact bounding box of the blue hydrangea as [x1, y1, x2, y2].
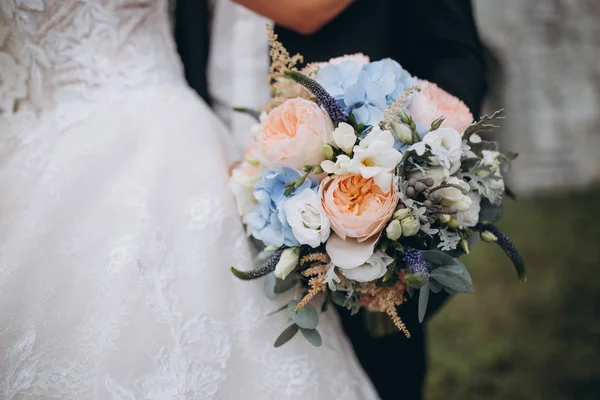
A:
[245, 168, 313, 248]
[317, 59, 417, 127]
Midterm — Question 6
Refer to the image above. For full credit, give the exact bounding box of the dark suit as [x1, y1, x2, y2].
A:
[175, 1, 487, 398]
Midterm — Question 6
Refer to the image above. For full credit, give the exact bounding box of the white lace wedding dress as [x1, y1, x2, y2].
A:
[0, 1, 380, 399]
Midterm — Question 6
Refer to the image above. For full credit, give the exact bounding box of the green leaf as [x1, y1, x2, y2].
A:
[274, 324, 299, 348]
[479, 200, 503, 223]
[266, 304, 288, 316]
[332, 291, 347, 307]
[232, 107, 260, 121]
[288, 301, 318, 330]
[274, 273, 299, 294]
[301, 328, 322, 347]
[382, 261, 398, 283]
[422, 250, 456, 268]
[429, 263, 475, 295]
[405, 273, 426, 289]
[264, 273, 276, 299]
[505, 185, 518, 201]
[418, 280, 430, 323]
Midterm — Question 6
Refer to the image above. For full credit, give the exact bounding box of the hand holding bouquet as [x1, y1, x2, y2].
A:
[230, 27, 525, 347]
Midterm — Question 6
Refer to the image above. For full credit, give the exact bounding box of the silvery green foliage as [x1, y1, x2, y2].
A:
[463, 171, 504, 205]
[437, 227, 462, 251]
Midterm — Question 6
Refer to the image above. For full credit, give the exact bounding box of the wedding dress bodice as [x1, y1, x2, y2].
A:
[0, 0, 182, 118]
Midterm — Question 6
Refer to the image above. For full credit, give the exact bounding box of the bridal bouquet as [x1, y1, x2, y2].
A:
[230, 27, 525, 347]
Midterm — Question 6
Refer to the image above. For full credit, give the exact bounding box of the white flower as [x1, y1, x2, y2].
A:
[320, 154, 353, 175]
[408, 164, 459, 188]
[456, 192, 481, 228]
[275, 247, 300, 280]
[477, 150, 501, 177]
[332, 122, 357, 154]
[0, 51, 28, 115]
[410, 128, 463, 171]
[349, 126, 402, 192]
[400, 215, 420, 237]
[393, 208, 411, 221]
[437, 177, 472, 211]
[229, 165, 260, 217]
[283, 188, 331, 248]
[326, 233, 379, 269]
[340, 251, 394, 282]
[385, 219, 402, 240]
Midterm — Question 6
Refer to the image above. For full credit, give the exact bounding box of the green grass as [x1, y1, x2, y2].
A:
[426, 187, 600, 400]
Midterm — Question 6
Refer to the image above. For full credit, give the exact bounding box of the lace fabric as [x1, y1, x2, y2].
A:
[0, 1, 379, 399]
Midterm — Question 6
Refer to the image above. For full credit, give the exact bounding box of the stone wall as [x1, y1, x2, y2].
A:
[475, 0, 600, 194]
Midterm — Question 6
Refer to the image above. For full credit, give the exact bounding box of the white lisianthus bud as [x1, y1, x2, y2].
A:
[385, 219, 403, 241]
[332, 122, 357, 154]
[391, 122, 414, 144]
[275, 247, 300, 280]
[393, 208, 411, 221]
[447, 218, 461, 229]
[400, 215, 420, 237]
[321, 144, 335, 160]
[438, 213, 451, 223]
[481, 231, 498, 242]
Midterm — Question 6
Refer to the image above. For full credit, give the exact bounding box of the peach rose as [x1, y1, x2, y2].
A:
[319, 174, 398, 242]
[254, 98, 334, 170]
[407, 79, 474, 133]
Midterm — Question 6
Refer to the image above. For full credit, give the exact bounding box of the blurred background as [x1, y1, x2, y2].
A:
[426, 1, 600, 399]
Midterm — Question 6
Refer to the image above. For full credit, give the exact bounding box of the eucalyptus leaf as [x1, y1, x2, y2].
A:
[274, 273, 299, 294]
[266, 304, 288, 317]
[422, 250, 457, 268]
[274, 324, 299, 348]
[300, 328, 322, 347]
[429, 279, 443, 294]
[288, 301, 318, 330]
[264, 272, 276, 299]
[429, 263, 475, 294]
[418, 280, 430, 323]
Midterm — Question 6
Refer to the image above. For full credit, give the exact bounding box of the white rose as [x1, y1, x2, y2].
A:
[437, 177, 472, 211]
[275, 247, 300, 280]
[456, 192, 481, 228]
[283, 188, 331, 248]
[340, 251, 394, 282]
[332, 122, 357, 154]
[229, 164, 260, 217]
[385, 219, 402, 240]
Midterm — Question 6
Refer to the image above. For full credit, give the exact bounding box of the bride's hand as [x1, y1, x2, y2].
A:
[232, 0, 354, 35]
